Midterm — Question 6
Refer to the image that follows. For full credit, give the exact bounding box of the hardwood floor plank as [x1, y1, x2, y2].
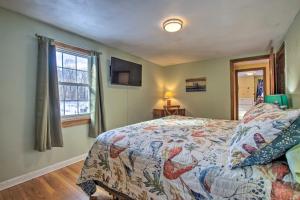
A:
[0, 161, 112, 200]
[43, 173, 81, 200]
[18, 178, 52, 200]
[68, 161, 84, 174]
[51, 171, 87, 199]
[0, 185, 28, 200]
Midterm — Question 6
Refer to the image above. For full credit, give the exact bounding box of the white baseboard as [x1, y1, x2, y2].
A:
[0, 153, 87, 191]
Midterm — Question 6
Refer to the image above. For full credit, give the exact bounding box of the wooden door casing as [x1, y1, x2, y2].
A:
[275, 43, 285, 94]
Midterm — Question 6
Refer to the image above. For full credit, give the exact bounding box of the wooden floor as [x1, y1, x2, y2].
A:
[0, 161, 112, 200]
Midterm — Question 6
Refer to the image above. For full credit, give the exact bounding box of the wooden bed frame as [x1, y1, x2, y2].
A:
[89, 181, 133, 200]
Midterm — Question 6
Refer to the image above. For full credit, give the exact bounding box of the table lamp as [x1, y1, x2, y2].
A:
[164, 91, 173, 106]
[264, 94, 289, 109]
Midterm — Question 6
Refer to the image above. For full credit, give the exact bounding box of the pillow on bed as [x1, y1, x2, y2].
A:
[242, 103, 281, 121]
[286, 143, 300, 184]
[231, 116, 300, 169]
[229, 109, 300, 169]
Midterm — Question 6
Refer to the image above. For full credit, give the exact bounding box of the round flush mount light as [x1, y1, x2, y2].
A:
[163, 18, 183, 32]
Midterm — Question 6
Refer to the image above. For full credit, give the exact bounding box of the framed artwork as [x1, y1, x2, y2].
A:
[186, 77, 207, 92]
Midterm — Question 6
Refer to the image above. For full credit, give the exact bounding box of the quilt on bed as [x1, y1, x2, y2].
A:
[78, 116, 300, 200]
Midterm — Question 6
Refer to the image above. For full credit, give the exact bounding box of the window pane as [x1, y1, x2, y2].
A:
[77, 71, 88, 84]
[78, 86, 89, 101]
[63, 68, 76, 83]
[60, 101, 65, 116]
[57, 67, 63, 82]
[56, 50, 92, 117]
[58, 85, 65, 100]
[63, 53, 76, 69]
[65, 101, 78, 116]
[79, 101, 90, 114]
[56, 52, 62, 67]
[77, 57, 88, 71]
[64, 85, 77, 100]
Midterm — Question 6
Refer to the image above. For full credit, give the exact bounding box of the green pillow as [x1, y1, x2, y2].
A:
[286, 143, 300, 184]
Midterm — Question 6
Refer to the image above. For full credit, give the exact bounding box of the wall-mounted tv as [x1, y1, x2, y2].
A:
[110, 57, 142, 86]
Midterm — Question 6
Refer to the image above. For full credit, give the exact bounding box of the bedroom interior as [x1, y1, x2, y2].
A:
[1, 0, 300, 199]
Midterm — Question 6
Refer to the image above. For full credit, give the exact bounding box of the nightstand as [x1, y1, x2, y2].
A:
[153, 105, 185, 119]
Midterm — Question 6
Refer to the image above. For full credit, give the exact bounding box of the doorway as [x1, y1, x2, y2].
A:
[230, 55, 271, 120]
[236, 69, 266, 119]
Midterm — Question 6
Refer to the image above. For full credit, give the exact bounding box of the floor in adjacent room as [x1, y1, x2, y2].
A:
[0, 161, 112, 200]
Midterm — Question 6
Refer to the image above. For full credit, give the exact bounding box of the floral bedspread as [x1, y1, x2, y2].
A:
[78, 116, 300, 200]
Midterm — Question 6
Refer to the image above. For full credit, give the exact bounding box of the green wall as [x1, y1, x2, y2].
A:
[0, 8, 164, 182]
[163, 52, 267, 120]
[284, 10, 300, 108]
[163, 58, 232, 119]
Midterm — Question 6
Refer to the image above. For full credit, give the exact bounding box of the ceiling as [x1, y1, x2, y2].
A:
[0, 0, 300, 66]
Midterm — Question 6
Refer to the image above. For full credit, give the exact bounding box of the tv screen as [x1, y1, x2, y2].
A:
[110, 57, 142, 86]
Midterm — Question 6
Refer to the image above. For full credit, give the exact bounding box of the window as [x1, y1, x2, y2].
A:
[56, 49, 90, 118]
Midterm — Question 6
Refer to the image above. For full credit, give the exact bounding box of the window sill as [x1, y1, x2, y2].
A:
[61, 116, 91, 128]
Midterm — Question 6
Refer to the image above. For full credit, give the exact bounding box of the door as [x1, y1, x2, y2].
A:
[275, 44, 285, 94]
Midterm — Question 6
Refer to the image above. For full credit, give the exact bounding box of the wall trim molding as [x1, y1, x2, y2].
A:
[0, 153, 87, 191]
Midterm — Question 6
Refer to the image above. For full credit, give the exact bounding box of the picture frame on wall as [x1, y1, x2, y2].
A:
[186, 77, 207, 92]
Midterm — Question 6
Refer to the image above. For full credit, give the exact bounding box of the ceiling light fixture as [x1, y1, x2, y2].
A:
[163, 18, 183, 33]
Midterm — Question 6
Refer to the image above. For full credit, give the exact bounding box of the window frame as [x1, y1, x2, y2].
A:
[55, 44, 91, 127]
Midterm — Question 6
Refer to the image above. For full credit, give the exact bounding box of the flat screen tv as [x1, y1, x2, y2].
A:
[110, 57, 142, 86]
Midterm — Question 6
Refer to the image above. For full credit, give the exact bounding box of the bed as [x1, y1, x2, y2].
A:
[77, 116, 300, 200]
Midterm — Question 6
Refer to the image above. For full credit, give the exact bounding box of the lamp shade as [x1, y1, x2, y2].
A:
[264, 94, 289, 108]
[164, 91, 173, 99]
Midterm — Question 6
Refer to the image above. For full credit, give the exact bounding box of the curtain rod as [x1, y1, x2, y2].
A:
[35, 34, 102, 55]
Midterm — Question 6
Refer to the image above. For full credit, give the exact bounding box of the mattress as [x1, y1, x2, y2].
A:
[77, 116, 300, 199]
